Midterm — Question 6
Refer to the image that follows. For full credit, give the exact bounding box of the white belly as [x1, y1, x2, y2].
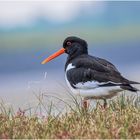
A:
[65, 75, 123, 99]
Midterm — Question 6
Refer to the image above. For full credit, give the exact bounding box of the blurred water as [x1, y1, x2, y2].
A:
[0, 41, 140, 74]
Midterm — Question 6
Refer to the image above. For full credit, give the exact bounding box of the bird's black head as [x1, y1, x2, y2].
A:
[41, 36, 88, 64]
[63, 36, 88, 57]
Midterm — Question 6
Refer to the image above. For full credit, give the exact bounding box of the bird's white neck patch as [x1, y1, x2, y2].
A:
[66, 63, 75, 72]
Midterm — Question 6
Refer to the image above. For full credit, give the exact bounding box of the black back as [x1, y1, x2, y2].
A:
[63, 36, 139, 92]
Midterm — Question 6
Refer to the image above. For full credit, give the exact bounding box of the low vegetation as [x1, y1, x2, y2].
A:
[0, 94, 140, 139]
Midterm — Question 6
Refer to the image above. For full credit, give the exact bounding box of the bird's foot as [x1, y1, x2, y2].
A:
[82, 99, 89, 110]
[103, 99, 107, 109]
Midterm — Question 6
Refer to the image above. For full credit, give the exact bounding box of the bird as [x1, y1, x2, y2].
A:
[41, 36, 139, 108]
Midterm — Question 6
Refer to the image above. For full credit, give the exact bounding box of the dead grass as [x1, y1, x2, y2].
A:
[0, 94, 140, 139]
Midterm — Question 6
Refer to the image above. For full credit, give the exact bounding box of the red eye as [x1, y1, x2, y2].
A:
[67, 41, 72, 46]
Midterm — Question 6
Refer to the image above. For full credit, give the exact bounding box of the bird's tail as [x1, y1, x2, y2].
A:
[128, 80, 140, 85]
[121, 82, 140, 92]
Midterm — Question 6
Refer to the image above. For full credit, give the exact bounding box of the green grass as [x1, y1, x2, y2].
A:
[0, 94, 140, 139]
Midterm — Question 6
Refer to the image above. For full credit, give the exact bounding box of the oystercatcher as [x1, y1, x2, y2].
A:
[41, 36, 139, 108]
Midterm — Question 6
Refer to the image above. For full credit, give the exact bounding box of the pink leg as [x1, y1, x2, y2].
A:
[82, 99, 89, 109]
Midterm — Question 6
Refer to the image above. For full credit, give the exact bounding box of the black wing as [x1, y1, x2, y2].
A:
[66, 54, 139, 91]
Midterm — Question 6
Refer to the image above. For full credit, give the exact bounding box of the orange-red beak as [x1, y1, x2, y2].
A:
[41, 48, 65, 64]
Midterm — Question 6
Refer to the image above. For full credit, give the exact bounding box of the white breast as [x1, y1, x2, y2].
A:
[66, 63, 75, 72]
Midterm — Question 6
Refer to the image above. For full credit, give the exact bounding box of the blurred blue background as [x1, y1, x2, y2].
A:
[0, 1, 140, 109]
